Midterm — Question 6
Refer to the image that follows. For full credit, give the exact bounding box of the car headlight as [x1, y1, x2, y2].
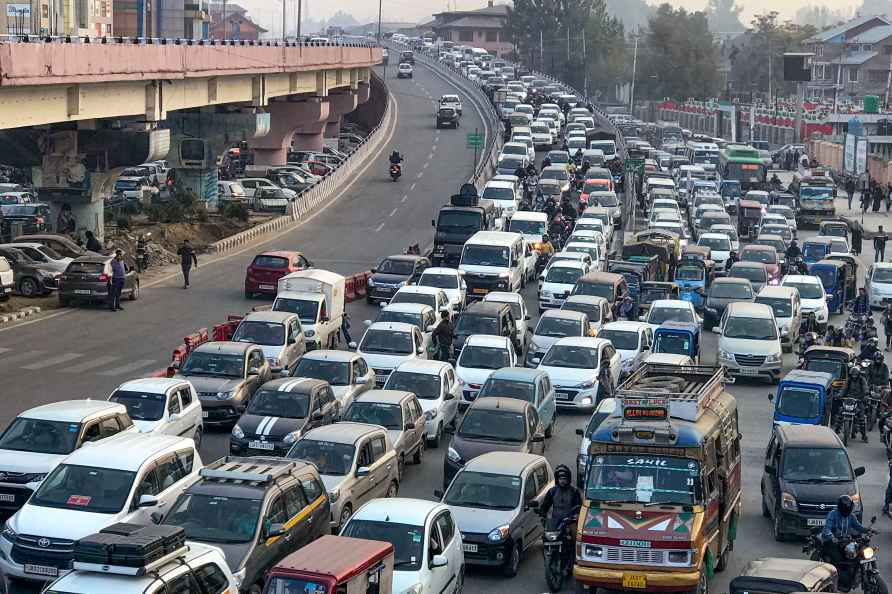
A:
[424, 408, 437, 420]
[1, 521, 16, 543]
[400, 584, 423, 594]
[216, 390, 234, 400]
[667, 550, 692, 565]
[576, 379, 596, 389]
[231, 424, 245, 439]
[328, 489, 340, 503]
[765, 353, 781, 363]
[283, 430, 301, 444]
[367, 278, 376, 287]
[488, 525, 510, 542]
[863, 546, 875, 561]
[718, 350, 732, 360]
[781, 491, 797, 511]
[305, 330, 316, 338]
[447, 447, 463, 464]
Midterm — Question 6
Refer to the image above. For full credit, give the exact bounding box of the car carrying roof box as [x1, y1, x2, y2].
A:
[74, 524, 186, 568]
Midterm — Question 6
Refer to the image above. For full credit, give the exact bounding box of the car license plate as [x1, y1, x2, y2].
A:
[259, 284, 274, 290]
[249, 440, 275, 450]
[557, 391, 573, 400]
[0, 494, 14, 502]
[462, 543, 478, 553]
[807, 518, 825, 526]
[472, 288, 488, 294]
[202, 411, 209, 418]
[376, 374, 388, 384]
[24, 564, 58, 577]
[73, 289, 91, 295]
[738, 367, 759, 375]
[622, 574, 647, 589]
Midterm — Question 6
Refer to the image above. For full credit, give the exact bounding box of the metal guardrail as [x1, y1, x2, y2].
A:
[0, 33, 379, 47]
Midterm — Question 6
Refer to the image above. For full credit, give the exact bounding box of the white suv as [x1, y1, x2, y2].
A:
[108, 378, 203, 445]
[0, 400, 137, 516]
[385, 359, 461, 448]
[717, 302, 782, 383]
[781, 274, 830, 330]
[0, 434, 202, 588]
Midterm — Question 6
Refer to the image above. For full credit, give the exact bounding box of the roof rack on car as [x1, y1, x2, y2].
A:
[74, 545, 190, 577]
[200, 456, 298, 483]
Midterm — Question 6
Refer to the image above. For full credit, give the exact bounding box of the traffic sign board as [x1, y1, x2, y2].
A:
[466, 132, 484, 149]
[625, 158, 644, 175]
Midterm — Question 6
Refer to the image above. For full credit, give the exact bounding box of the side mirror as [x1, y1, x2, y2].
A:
[431, 554, 449, 568]
[150, 511, 163, 524]
[405, 422, 415, 431]
[348, 341, 358, 349]
[356, 376, 368, 385]
[168, 413, 180, 421]
[855, 466, 866, 477]
[714, 327, 723, 335]
[444, 391, 455, 400]
[288, 336, 297, 344]
[526, 499, 540, 510]
[764, 464, 776, 475]
[248, 367, 260, 376]
[137, 494, 159, 508]
[767, 393, 774, 402]
[364, 319, 373, 326]
[379, 302, 388, 309]
[371, 268, 377, 273]
[312, 410, 323, 421]
[356, 466, 371, 477]
[532, 431, 545, 442]
[575, 428, 584, 436]
[434, 489, 444, 499]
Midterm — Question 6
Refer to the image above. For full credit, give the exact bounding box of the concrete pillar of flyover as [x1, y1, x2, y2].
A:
[324, 90, 359, 139]
[249, 97, 330, 166]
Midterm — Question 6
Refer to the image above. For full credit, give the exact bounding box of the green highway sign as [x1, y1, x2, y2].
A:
[466, 132, 484, 149]
[625, 158, 645, 175]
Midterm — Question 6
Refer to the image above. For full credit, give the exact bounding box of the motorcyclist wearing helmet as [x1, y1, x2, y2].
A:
[538, 465, 582, 566]
[870, 350, 890, 390]
[785, 239, 802, 260]
[840, 365, 870, 442]
[389, 150, 403, 165]
[860, 336, 880, 363]
[548, 215, 566, 248]
[560, 197, 577, 221]
[821, 495, 867, 581]
[802, 311, 821, 335]
[526, 163, 538, 178]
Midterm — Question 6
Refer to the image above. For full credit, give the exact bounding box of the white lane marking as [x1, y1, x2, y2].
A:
[423, 162, 430, 169]
[416, 172, 423, 179]
[410, 183, 417, 191]
[21, 353, 84, 370]
[389, 207, 398, 217]
[375, 221, 386, 232]
[98, 359, 158, 376]
[60, 355, 121, 373]
[0, 347, 10, 354]
[0, 350, 46, 366]
[401, 195, 408, 203]
[427, 152, 434, 160]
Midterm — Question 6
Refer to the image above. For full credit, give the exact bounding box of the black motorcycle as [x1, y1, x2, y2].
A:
[834, 397, 859, 446]
[540, 511, 579, 592]
[803, 517, 886, 594]
[867, 386, 887, 432]
[390, 163, 402, 182]
[136, 232, 151, 273]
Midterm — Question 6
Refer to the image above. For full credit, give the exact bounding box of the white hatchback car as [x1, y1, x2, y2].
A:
[598, 321, 653, 377]
[341, 498, 464, 594]
[456, 334, 517, 406]
[385, 359, 461, 448]
[418, 267, 466, 311]
[537, 337, 621, 411]
[781, 274, 830, 329]
[352, 322, 428, 387]
[538, 260, 588, 313]
[108, 378, 203, 445]
[644, 299, 700, 328]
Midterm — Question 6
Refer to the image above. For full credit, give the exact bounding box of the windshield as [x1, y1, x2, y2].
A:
[812, 268, 836, 292]
[724, 315, 777, 340]
[377, 311, 424, 329]
[344, 402, 402, 430]
[181, 352, 244, 378]
[724, 162, 766, 183]
[288, 439, 355, 475]
[584, 181, 611, 194]
[109, 390, 164, 421]
[390, 293, 436, 310]
[445, 471, 521, 509]
[709, 282, 752, 299]
[503, 145, 525, 155]
[459, 409, 526, 442]
[648, 306, 694, 325]
[378, 259, 415, 276]
[541, 169, 569, 182]
[273, 298, 318, 325]
[499, 157, 524, 170]
[232, 321, 285, 346]
[483, 187, 515, 202]
[741, 249, 776, 265]
[541, 344, 597, 369]
[164, 494, 261, 543]
[874, 268, 892, 283]
[456, 313, 499, 335]
[803, 243, 830, 261]
[536, 316, 581, 338]
[247, 389, 309, 418]
[31, 464, 136, 513]
[784, 281, 823, 300]
[586, 454, 700, 504]
[479, 378, 536, 403]
[756, 296, 792, 318]
[591, 193, 618, 207]
[776, 387, 821, 419]
[782, 448, 852, 482]
[419, 273, 457, 289]
[0, 418, 80, 455]
[459, 345, 510, 369]
[509, 219, 546, 235]
[115, 179, 140, 190]
[545, 266, 583, 285]
[653, 333, 691, 355]
[675, 265, 703, 281]
[563, 302, 600, 322]
[385, 371, 441, 400]
[341, 520, 424, 571]
[574, 281, 614, 300]
[462, 245, 510, 268]
[437, 211, 483, 232]
[293, 358, 349, 386]
[730, 266, 766, 283]
[359, 329, 413, 355]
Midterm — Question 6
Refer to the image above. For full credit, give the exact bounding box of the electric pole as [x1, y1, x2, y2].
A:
[377, 0, 383, 43]
[282, 0, 287, 39]
[297, 0, 302, 39]
[630, 30, 639, 114]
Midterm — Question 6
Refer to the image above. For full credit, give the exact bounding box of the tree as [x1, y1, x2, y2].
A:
[605, 0, 651, 31]
[705, 0, 744, 34]
[636, 4, 721, 100]
[794, 5, 851, 29]
[859, 0, 892, 16]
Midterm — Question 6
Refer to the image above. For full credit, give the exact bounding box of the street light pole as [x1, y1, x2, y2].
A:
[297, 0, 301, 39]
[377, 0, 383, 43]
[222, 0, 227, 39]
[282, 0, 286, 40]
[629, 30, 639, 114]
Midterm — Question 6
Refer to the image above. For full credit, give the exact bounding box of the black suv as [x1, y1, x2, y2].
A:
[702, 277, 754, 331]
[453, 301, 521, 356]
[366, 254, 430, 304]
[761, 424, 865, 541]
[230, 378, 340, 456]
[437, 107, 459, 129]
[162, 456, 330, 593]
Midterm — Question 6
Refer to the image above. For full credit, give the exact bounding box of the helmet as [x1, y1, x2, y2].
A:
[555, 465, 572, 483]
[875, 351, 885, 363]
[837, 494, 854, 517]
[850, 366, 861, 377]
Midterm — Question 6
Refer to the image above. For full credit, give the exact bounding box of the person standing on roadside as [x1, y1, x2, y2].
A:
[876, 226, 889, 262]
[108, 249, 126, 311]
[176, 239, 198, 289]
[846, 177, 856, 210]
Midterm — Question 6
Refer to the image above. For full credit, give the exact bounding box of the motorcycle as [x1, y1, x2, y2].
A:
[540, 511, 579, 592]
[389, 163, 402, 182]
[867, 387, 887, 432]
[834, 397, 859, 446]
[799, 331, 821, 356]
[803, 517, 886, 594]
[136, 233, 151, 273]
[846, 313, 870, 344]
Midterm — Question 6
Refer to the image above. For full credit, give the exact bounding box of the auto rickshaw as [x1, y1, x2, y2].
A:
[674, 257, 710, 308]
[729, 558, 837, 594]
[802, 237, 835, 268]
[819, 219, 849, 239]
[622, 239, 672, 281]
[810, 259, 849, 313]
[652, 321, 701, 363]
[633, 228, 681, 262]
[720, 179, 742, 213]
[768, 370, 835, 426]
[800, 345, 856, 398]
[265, 535, 395, 594]
[681, 245, 716, 275]
[826, 254, 858, 302]
[638, 281, 679, 316]
[737, 199, 763, 240]
[607, 257, 658, 301]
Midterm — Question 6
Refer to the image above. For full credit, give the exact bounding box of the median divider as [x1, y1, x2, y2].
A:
[345, 276, 357, 302]
[355, 272, 369, 298]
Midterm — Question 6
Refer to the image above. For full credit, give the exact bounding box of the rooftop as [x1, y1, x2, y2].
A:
[351, 497, 443, 526]
[64, 433, 190, 471]
[464, 451, 544, 474]
[354, 389, 415, 405]
[21, 399, 127, 422]
[807, 15, 890, 43]
[302, 422, 384, 444]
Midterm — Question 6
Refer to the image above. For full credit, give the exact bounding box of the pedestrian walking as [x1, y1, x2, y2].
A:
[874, 184, 883, 212]
[886, 183, 892, 213]
[846, 177, 856, 210]
[176, 239, 198, 289]
[883, 304, 892, 351]
[852, 221, 863, 255]
[108, 249, 126, 311]
[340, 311, 352, 345]
[876, 225, 888, 262]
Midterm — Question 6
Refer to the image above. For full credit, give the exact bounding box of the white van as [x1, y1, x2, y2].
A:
[755, 285, 801, 353]
[588, 140, 617, 161]
[481, 179, 521, 217]
[509, 211, 548, 245]
[717, 302, 782, 383]
[459, 231, 525, 300]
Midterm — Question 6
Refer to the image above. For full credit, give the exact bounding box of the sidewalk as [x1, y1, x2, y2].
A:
[834, 191, 892, 237]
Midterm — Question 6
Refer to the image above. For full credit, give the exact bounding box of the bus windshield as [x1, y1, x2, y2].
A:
[723, 162, 766, 183]
[586, 454, 701, 505]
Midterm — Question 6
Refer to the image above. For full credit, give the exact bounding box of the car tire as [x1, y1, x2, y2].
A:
[413, 439, 425, 464]
[387, 480, 399, 498]
[130, 282, 139, 301]
[192, 426, 202, 448]
[429, 422, 443, 448]
[18, 277, 38, 297]
[503, 542, 521, 577]
[545, 418, 554, 438]
[339, 504, 353, 528]
[761, 491, 770, 518]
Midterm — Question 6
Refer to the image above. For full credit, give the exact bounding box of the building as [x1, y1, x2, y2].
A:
[208, 2, 266, 40]
[431, 1, 512, 58]
[113, 0, 208, 39]
[0, 0, 111, 36]
[805, 15, 892, 101]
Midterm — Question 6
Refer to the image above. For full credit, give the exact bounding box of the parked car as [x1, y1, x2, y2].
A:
[57, 254, 138, 306]
[0, 203, 49, 240]
[0, 256, 11, 299]
[0, 245, 60, 297]
[108, 378, 203, 445]
[13, 233, 92, 259]
[0, 242, 72, 273]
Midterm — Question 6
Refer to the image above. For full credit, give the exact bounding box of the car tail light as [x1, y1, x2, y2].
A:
[35, 217, 44, 225]
[99, 274, 110, 282]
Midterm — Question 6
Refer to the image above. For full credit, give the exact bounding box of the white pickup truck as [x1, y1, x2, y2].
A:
[440, 94, 462, 116]
[273, 269, 345, 351]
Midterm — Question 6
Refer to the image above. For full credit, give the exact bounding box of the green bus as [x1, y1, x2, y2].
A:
[718, 144, 766, 191]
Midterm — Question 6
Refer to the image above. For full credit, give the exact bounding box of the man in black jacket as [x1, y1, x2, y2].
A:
[432, 310, 454, 362]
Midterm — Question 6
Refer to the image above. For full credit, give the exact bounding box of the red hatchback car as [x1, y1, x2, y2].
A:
[245, 250, 312, 298]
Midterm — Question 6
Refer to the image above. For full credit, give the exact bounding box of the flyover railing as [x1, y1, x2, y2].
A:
[0, 34, 379, 47]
